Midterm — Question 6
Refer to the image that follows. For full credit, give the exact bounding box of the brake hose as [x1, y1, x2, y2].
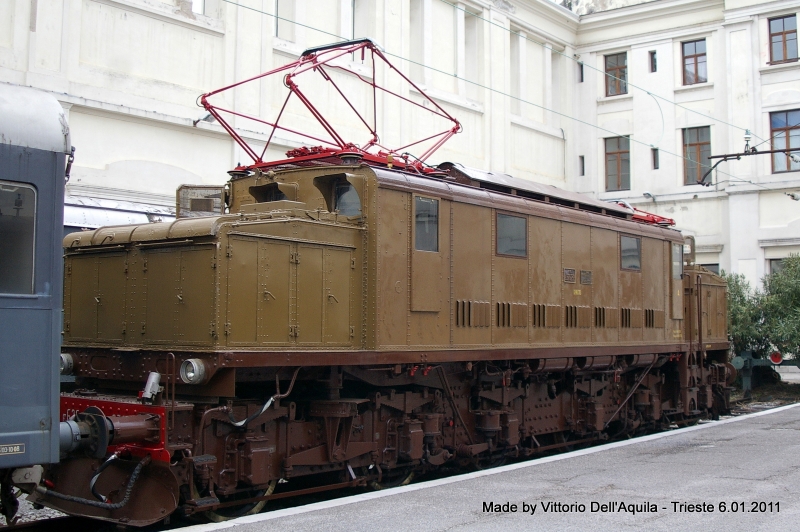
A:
[36, 455, 151, 509]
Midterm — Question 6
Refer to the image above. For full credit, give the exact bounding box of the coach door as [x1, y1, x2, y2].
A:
[296, 244, 352, 346]
[65, 253, 127, 342]
[259, 241, 292, 345]
[226, 238, 292, 346]
[296, 245, 324, 345]
[322, 247, 352, 345]
[226, 237, 352, 346]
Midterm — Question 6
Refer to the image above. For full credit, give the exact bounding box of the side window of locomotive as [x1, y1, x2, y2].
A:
[334, 180, 361, 216]
[414, 196, 439, 252]
[249, 183, 287, 202]
[672, 243, 683, 279]
[0, 181, 37, 294]
[620, 235, 641, 271]
[496, 213, 527, 257]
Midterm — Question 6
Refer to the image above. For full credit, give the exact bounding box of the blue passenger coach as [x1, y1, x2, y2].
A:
[0, 83, 71, 515]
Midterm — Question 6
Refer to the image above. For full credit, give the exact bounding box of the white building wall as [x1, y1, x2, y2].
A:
[2, 0, 799, 286]
[576, 0, 800, 287]
[0, 0, 576, 204]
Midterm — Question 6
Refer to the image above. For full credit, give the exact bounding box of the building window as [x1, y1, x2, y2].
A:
[682, 39, 707, 85]
[415, 197, 439, 252]
[770, 259, 785, 274]
[0, 181, 36, 294]
[769, 15, 798, 64]
[652, 148, 660, 170]
[701, 263, 720, 274]
[578, 62, 584, 82]
[605, 52, 627, 96]
[351, 0, 374, 40]
[409, 0, 424, 81]
[620, 235, 641, 271]
[191, 0, 204, 15]
[275, 0, 296, 42]
[683, 126, 711, 185]
[605, 137, 630, 191]
[649, 51, 657, 72]
[770, 109, 800, 173]
[579, 155, 585, 176]
[496, 213, 527, 257]
[510, 31, 522, 113]
[463, 7, 481, 100]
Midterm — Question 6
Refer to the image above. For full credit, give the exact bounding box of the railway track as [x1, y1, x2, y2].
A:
[7, 404, 787, 532]
[3, 516, 100, 532]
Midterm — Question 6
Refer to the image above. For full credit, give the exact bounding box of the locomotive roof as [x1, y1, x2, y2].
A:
[438, 162, 632, 218]
[0, 83, 71, 154]
[371, 165, 682, 241]
[65, 162, 679, 248]
[63, 214, 238, 248]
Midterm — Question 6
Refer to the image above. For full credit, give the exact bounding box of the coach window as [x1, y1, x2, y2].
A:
[414, 196, 438, 252]
[334, 180, 362, 217]
[0, 181, 36, 294]
[496, 213, 527, 257]
[620, 235, 641, 271]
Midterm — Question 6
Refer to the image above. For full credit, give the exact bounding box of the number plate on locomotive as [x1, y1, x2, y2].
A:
[0, 443, 25, 455]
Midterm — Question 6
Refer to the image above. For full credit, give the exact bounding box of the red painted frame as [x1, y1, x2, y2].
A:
[61, 397, 170, 463]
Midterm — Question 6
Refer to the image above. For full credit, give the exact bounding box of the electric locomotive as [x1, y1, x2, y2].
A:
[13, 41, 734, 527]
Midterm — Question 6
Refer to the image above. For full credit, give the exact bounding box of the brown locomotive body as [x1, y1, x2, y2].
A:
[31, 160, 733, 526]
[20, 40, 734, 527]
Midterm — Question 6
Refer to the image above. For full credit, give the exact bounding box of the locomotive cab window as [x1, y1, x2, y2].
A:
[672, 243, 683, 279]
[249, 182, 287, 202]
[414, 196, 439, 252]
[0, 181, 36, 294]
[620, 235, 641, 271]
[334, 180, 361, 216]
[313, 173, 361, 216]
[496, 213, 527, 257]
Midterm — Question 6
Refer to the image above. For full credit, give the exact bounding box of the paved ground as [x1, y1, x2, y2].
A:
[777, 365, 800, 384]
[183, 404, 800, 532]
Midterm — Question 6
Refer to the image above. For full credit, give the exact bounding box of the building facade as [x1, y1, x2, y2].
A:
[1, 0, 798, 285]
[575, 0, 800, 286]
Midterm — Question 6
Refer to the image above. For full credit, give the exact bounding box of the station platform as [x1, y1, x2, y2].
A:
[183, 403, 800, 532]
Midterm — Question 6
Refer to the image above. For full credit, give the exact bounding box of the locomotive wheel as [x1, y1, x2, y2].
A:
[369, 469, 414, 490]
[193, 481, 277, 523]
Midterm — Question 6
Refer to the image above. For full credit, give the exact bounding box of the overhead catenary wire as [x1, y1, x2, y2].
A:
[437, 0, 768, 145]
[217, 0, 774, 192]
[749, 120, 800, 152]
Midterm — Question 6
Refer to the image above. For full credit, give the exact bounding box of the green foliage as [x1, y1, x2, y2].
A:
[723, 254, 800, 358]
[721, 270, 768, 357]
[762, 255, 800, 357]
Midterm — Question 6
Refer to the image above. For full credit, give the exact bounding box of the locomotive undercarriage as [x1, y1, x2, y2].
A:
[19, 351, 733, 527]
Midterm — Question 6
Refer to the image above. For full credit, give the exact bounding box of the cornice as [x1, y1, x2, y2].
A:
[759, 237, 800, 247]
[576, 19, 723, 51]
[505, 0, 581, 48]
[577, 0, 725, 33]
[723, 0, 800, 19]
